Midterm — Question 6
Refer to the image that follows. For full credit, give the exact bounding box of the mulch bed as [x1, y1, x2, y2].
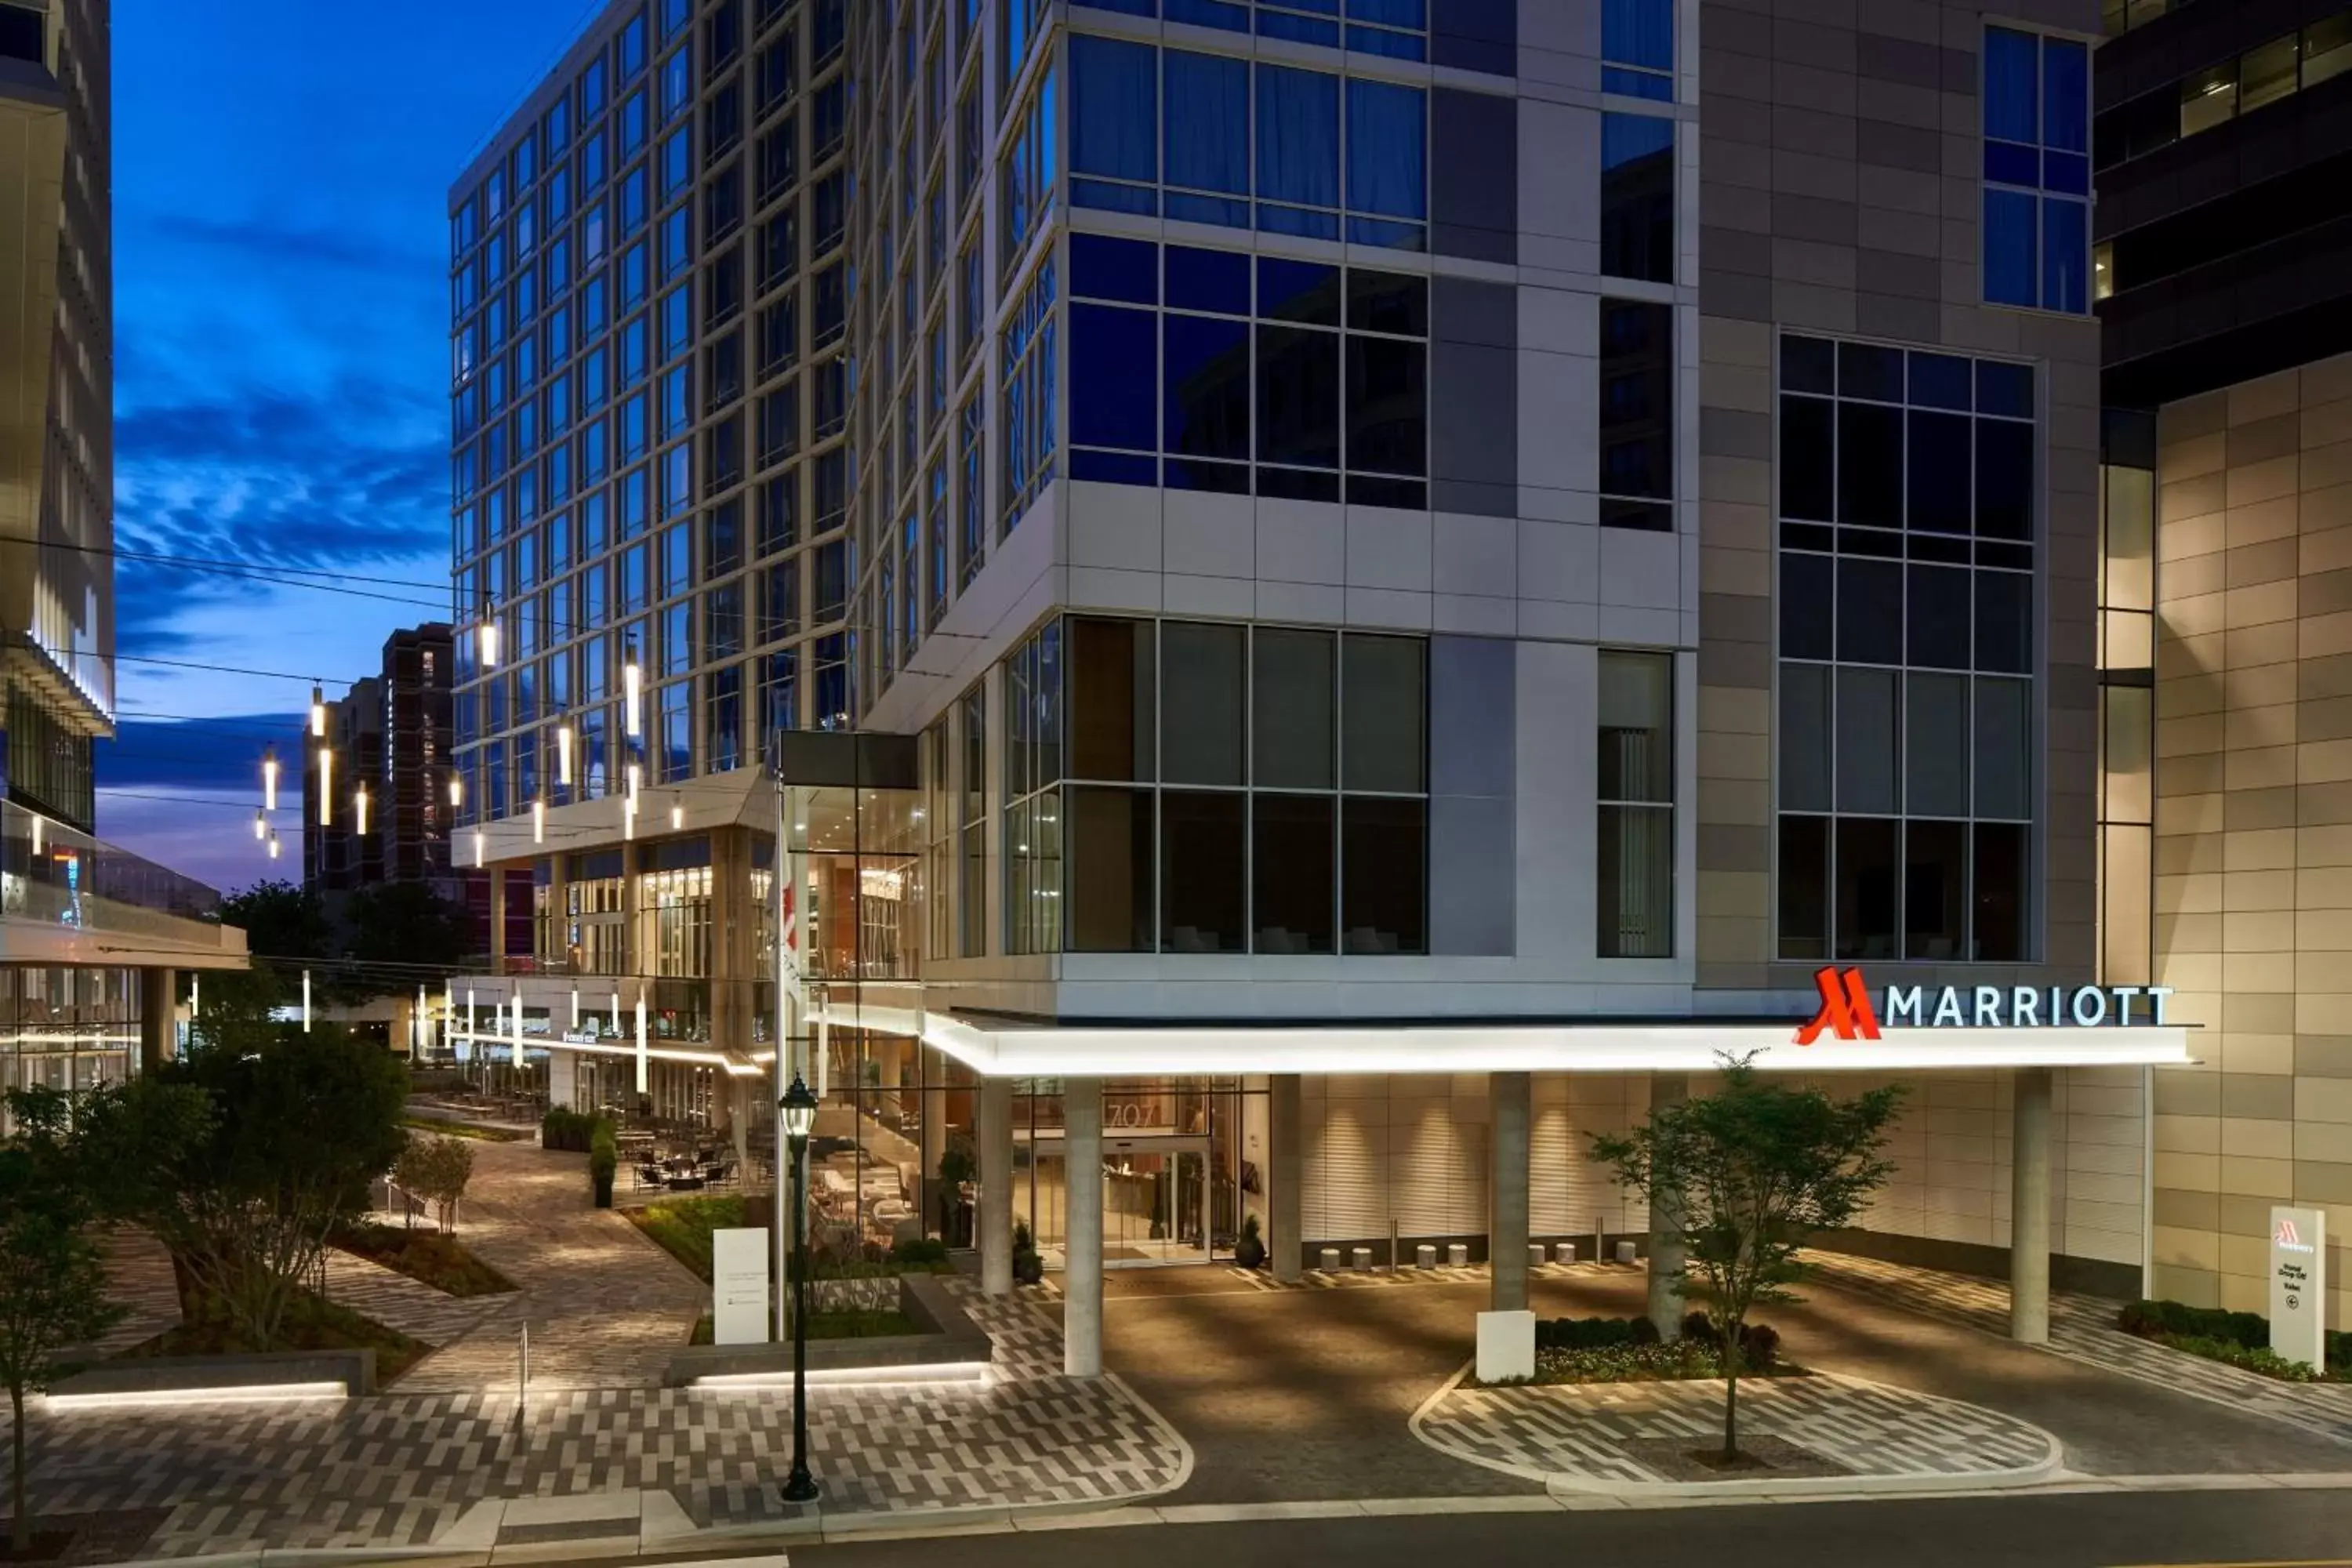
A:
[0, 1508, 172, 1563]
[1620, 1435, 1851, 1483]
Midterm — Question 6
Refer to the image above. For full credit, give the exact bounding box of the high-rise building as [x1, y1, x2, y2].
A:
[303, 674, 386, 893]
[455, 0, 2230, 1362]
[1, 0, 248, 1102]
[1, 0, 111, 832]
[2097, 0, 2352, 1323]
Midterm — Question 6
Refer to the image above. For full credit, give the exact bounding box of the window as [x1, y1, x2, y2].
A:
[1598, 652, 1675, 956]
[1004, 617, 1428, 956]
[1982, 27, 2090, 314]
[1601, 111, 1675, 283]
[1076, 0, 1429, 59]
[1599, 299, 1674, 531]
[1000, 66, 1059, 269]
[1602, 0, 1674, 100]
[1001, 258, 1058, 528]
[1776, 334, 2037, 964]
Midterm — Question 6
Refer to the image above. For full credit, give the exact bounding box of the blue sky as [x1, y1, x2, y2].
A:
[95, 0, 593, 891]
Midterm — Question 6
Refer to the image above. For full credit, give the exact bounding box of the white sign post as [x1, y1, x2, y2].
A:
[2269, 1204, 2328, 1371]
[712, 1226, 771, 1346]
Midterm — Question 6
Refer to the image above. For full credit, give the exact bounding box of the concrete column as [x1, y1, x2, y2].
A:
[1646, 1071, 1689, 1340]
[730, 1076, 751, 1166]
[489, 866, 509, 968]
[136, 968, 176, 1074]
[979, 1076, 1014, 1296]
[1269, 1073, 1303, 1283]
[1490, 1071, 1531, 1312]
[1063, 1076, 1104, 1377]
[2010, 1066, 2053, 1344]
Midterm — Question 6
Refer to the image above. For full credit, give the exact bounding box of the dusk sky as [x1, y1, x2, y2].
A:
[95, 0, 590, 891]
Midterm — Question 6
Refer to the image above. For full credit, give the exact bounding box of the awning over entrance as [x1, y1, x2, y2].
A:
[815, 1004, 2193, 1079]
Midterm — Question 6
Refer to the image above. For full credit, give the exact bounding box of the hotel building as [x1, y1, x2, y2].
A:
[446, 0, 2267, 1371]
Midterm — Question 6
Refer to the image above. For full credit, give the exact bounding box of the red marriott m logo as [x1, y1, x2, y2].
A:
[1795, 967, 1881, 1045]
[2276, 1218, 2305, 1248]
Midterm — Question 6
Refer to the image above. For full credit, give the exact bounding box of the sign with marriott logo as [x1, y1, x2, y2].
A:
[1795, 967, 2175, 1045]
[2270, 1204, 2327, 1371]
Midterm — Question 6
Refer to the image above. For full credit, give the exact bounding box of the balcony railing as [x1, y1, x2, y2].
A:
[0, 798, 227, 945]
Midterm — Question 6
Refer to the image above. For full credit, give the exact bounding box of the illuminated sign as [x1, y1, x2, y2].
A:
[1796, 967, 2175, 1044]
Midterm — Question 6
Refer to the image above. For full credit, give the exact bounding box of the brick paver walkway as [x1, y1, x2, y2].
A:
[1414, 1370, 2057, 1490]
[1805, 1251, 2352, 1446]
[27, 1283, 1186, 1560]
[89, 1229, 180, 1356]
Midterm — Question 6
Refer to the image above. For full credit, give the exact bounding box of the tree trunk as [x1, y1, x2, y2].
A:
[1720, 1330, 1743, 1461]
[12, 1382, 28, 1554]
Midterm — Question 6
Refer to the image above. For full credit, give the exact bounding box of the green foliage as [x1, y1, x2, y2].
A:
[1591, 1052, 1902, 1458]
[393, 1134, 476, 1234]
[1234, 1211, 1267, 1270]
[1529, 1338, 1784, 1386]
[1534, 1315, 1659, 1351]
[0, 1088, 129, 1552]
[2119, 1298, 2351, 1378]
[1011, 1218, 1044, 1283]
[123, 1288, 431, 1384]
[78, 1028, 411, 1351]
[219, 880, 333, 967]
[890, 1236, 949, 1267]
[343, 881, 475, 985]
[588, 1123, 619, 1207]
[935, 1145, 975, 1187]
[331, 1222, 516, 1297]
[541, 1107, 613, 1152]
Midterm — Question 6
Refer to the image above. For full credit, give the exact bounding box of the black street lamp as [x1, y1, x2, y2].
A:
[779, 1073, 820, 1504]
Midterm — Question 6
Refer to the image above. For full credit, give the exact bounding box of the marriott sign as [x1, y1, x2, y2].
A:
[1797, 967, 2176, 1044]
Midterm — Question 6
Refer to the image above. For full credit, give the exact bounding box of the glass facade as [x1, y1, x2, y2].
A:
[1981, 24, 2090, 314]
[451, 0, 847, 826]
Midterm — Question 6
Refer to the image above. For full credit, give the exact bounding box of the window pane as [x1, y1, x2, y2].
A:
[1907, 564, 1970, 669]
[1780, 662, 1831, 811]
[1162, 791, 1246, 953]
[1165, 51, 1250, 196]
[1837, 403, 1902, 525]
[1257, 325, 1341, 469]
[1599, 650, 1672, 802]
[1835, 666, 1899, 815]
[2042, 37, 2089, 152]
[1976, 571, 2031, 673]
[1071, 34, 1156, 183]
[1973, 674, 2031, 819]
[1834, 815, 1899, 961]
[1777, 814, 1829, 960]
[1601, 299, 1674, 503]
[1069, 617, 1156, 780]
[1069, 786, 1154, 951]
[1904, 819, 1967, 960]
[1984, 27, 2039, 144]
[1780, 396, 1835, 521]
[1253, 627, 1334, 789]
[1341, 796, 1425, 954]
[1163, 314, 1251, 461]
[1253, 794, 1334, 954]
[1161, 621, 1246, 784]
[1341, 634, 1426, 792]
[2041, 197, 2088, 314]
[1345, 78, 1426, 219]
[1982, 188, 2037, 308]
[1599, 805, 1672, 957]
[1835, 557, 1902, 665]
[1780, 551, 1834, 662]
[1600, 112, 1675, 282]
[1256, 64, 1340, 209]
[1905, 671, 1969, 817]
[1907, 412, 1972, 534]
[1603, 0, 1674, 70]
[1071, 304, 1159, 451]
[1345, 335, 1426, 477]
[1973, 821, 2028, 960]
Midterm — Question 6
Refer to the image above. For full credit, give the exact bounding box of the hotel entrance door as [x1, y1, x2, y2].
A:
[1022, 1135, 1214, 1269]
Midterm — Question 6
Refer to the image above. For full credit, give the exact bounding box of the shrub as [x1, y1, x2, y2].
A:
[588, 1126, 617, 1209]
[541, 1108, 613, 1152]
[2120, 1298, 2351, 1377]
[1534, 1316, 1657, 1352]
[1675, 1312, 1781, 1371]
[1011, 1219, 1044, 1285]
[1234, 1212, 1267, 1270]
[890, 1236, 949, 1267]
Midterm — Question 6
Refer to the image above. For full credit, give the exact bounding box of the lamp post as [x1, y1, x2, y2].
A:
[779, 1073, 819, 1504]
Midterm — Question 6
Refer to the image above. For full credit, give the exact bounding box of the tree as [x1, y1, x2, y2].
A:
[80, 1029, 409, 1348]
[344, 882, 475, 993]
[1591, 1054, 1903, 1462]
[219, 880, 332, 969]
[394, 1134, 476, 1235]
[0, 1090, 127, 1552]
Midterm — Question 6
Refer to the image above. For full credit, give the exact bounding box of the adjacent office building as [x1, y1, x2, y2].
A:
[2095, 0, 2352, 1318]
[451, 0, 2271, 1367]
[0, 0, 249, 1103]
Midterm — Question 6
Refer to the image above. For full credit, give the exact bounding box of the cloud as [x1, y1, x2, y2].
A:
[96, 713, 306, 793]
[140, 212, 444, 280]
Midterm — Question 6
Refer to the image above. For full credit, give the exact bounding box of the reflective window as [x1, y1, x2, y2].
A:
[1982, 27, 2090, 314]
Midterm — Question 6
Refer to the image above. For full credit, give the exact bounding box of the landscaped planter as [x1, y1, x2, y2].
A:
[662, 1274, 991, 1386]
[52, 1348, 376, 1400]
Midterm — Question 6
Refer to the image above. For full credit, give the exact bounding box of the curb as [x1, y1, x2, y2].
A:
[1406, 1362, 2067, 1501]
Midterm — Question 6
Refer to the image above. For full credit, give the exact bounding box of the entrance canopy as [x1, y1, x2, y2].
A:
[814, 1003, 2193, 1079]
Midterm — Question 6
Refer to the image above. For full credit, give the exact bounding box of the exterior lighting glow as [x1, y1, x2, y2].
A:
[262, 746, 280, 810]
[354, 782, 370, 837]
[448, 771, 463, 808]
[317, 745, 333, 826]
[626, 761, 641, 802]
[532, 797, 546, 844]
[622, 645, 643, 737]
[473, 828, 486, 868]
[253, 809, 266, 841]
[309, 686, 326, 739]
[557, 722, 575, 786]
[479, 604, 500, 669]
[670, 793, 683, 831]
[267, 830, 281, 860]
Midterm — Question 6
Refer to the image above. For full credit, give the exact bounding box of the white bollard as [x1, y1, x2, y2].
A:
[1416, 1243, 1437, 1268]
[1319, 1247, 1341, 1272]
[1555, 1241, 1579, 1265]
[1615, 1240, 1639, 1265]
[1530, 1242, 1547, 1268]
[1351, 1246, 1373, 1270]
[1447, 1243, 1469, 1267]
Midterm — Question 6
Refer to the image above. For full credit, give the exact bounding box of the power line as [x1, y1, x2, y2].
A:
[111, 652, 354, 686]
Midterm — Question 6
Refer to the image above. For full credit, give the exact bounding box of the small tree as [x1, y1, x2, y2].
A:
[0, 1090, 128, 1552]
[401, 1134, 475, 1235]
[1592, 1054, 1903, 1462]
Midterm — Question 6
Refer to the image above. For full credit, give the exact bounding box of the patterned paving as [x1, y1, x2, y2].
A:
[26, 1282, 1186, 1559]
[86, 1229, 180, 1356]
[321, 1246, 500, 1351]
[1803, 1250, 2352, 1446]
[1414, 1370, 2057, 1490]
[1087, 1258, 1643, 1296]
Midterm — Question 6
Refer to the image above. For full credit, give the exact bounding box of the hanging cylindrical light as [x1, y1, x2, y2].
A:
[309, 686, 327, 740]
[622, 641, 643, 737]
[670, 792, 683, 831]
[448, 770, 463, 808]
[532, 797, 546, 844]
[622, 795, 637, 840]
[557, 721, 575, 786]
[28, 815, 41, 856]
[318, 744, 334, 826]
[355, 781, 371, 836]
[253, 808, 267, 841]
[626, 760, 641, 803]
[268, 829, 281, 860]
[473, 827, 487, 868]
[479, 600, 501, 670]
[262, 745, 281, 811]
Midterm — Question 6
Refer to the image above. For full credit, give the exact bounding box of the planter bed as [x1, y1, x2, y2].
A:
[332, 1222, 517, 1297]
[666, 1273, 990, 1385]
[2118, 1299, 2351, 1384]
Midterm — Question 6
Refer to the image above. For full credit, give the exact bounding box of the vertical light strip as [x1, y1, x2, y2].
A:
[634, 996, 649, 1093]
[302, 969, 312, 1033]
[318, 746, 333, 826]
